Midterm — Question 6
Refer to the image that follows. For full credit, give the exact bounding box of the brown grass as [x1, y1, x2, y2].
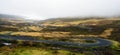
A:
[100, 28, 114, 38]
[28, 26, 42, 31]
[11, 32, 70, 38]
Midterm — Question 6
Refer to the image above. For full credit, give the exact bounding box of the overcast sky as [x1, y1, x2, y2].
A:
[0, 0, 120, 20]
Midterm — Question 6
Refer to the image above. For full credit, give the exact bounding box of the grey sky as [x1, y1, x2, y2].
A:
[0, 0, 120, 20]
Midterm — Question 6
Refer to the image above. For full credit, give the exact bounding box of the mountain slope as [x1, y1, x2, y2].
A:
[40, 17, 120, 26]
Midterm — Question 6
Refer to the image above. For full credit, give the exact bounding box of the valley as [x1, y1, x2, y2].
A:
[0, 14, 120, 55]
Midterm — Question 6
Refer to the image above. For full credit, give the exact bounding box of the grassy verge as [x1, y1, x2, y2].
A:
[110, 40, 120, 50]
[0, 46, 86, 55]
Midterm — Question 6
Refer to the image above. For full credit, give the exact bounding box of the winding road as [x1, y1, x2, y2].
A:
[0, 35, 112, 47]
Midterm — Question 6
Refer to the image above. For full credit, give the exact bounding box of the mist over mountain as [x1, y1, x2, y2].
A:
[0, 14, 25, 20]
[0, 14, 39, 24]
